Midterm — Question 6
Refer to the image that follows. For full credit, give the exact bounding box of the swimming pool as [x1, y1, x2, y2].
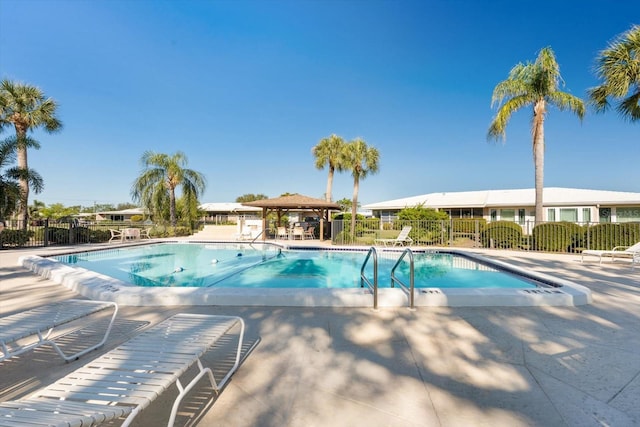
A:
[19, 242, 592, 307]
[52, 243, 539, 290]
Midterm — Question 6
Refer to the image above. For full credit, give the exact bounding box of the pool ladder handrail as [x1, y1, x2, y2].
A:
[390, 247, 415, 309]
[360, 247, 379, 309]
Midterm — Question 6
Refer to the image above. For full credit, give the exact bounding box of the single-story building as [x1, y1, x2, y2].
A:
[199, 202, 262, 224]
[95, 208, 147, 222]
[363, 188, 640, 224]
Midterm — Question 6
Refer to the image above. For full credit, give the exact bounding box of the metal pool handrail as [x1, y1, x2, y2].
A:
[360, 246, 379, 309]
[391, 247, 415, 309]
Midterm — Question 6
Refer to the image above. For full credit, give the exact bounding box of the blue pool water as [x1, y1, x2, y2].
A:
[54, 243, 540, 290]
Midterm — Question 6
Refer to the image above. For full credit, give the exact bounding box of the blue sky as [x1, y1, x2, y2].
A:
[1, 0, 638, 208]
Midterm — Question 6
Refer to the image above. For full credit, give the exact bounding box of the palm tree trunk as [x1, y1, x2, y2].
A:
[169, 188, 177, 227]
[351, 176, 359, 240]
[533, 101, 545, 223]
[326, 167, 335, 202]
[15, 127, 29, 229]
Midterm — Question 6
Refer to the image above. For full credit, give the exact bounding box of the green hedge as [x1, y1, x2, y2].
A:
[585, 223, 640, 250]
[0, 229, 33, 247]
[451, 218, 486, 233]
[532, 222, 585, 252]
[480, 221, 522, 249]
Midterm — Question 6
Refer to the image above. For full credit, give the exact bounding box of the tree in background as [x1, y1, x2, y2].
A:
[312, 134, 346, 202]
[176, 193, 203, 228]
[0, 139, 21, 219]
[40, 203, 79, 220]
[131, 151, 206, 227]
[0, 136, 44, 220]
[588, 25, 640, 122]
[488, 47, 585, 223]
[398, 204, 449, 221]
[336, 197, 353, 212]
[0, 80, 62, 227]
[236, 193, 268, 203]
[341, 138, 379, 239]
[29, 199, 46, 221]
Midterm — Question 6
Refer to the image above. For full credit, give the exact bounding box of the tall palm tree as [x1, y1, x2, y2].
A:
[0, 137, 44, 220]
[341, 138, 379, 239]
[0, 80, 61, 227]
[488, 47, 585, 222]
[312, 134, 346, 202]
[588, 25, 640, 121]
[131, 151, 206, 227]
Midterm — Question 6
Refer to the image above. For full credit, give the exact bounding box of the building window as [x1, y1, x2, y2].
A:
[547, 208, 556, 222]
[616, 207, 640, 222]
[501, 209, 515, 221]
[559, 208, 578, 222]
[599, 207, 611, 223]
[518, 209, 526, 225]
[490, 209, 497, 221]
[582, 208, 591, 223]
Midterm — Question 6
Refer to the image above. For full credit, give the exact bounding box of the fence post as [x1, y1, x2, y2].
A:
[44, 219, 49, 247]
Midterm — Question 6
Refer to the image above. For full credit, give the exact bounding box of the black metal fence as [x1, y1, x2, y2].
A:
[0, 219, 153, 248]
[331, 219, 640, 253]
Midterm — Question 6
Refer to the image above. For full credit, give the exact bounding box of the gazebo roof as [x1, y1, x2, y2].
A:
[242, 194, 340, 210]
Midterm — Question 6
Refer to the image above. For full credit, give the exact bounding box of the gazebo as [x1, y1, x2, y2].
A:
[242, 194, 341, 242]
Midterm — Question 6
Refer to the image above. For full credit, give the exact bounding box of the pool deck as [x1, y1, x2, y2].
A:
[1, 242, 639, 426]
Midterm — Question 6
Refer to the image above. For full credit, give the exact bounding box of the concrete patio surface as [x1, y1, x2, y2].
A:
[1, 244, 639, 426]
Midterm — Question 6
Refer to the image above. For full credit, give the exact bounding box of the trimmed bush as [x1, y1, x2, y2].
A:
[451, 218, 486, 233]
[585, 222, 640, 250]
[47, 227, 70, 244]
[480, 221, 523, 249]
[533, 222, 585, 252]
[0, 229, 33, 247]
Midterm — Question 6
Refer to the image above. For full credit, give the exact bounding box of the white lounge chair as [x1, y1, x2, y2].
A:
[109, 228, 123, 243]
[581, 241, 640, 265]
[0, 313, 246, 427]
[374, 226, 413, 247]
[0, 299, 118, 362]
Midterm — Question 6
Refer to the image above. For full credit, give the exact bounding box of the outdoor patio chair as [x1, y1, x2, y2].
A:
[304, 226, 316, 239]
[109, 228, 123, 243]
[291, 226, 305, 240]
[581, 241, 640, 265]
[0, 299, 118, 362]
[139, 227, 152, 239]
[277, 226, 289, 240]
[0, 313, 246, 427]
[374, 226, 413, 247]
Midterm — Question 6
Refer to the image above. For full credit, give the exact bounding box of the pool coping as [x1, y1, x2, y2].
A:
[17, 243, 593, 307]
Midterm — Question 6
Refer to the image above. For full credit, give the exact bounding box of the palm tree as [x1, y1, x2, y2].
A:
[488, 47, 585, 222]
[588, 25, 640, 121]
[0, 80, 61, 227]
[341, 138, 379, 239]
[312, 134, 346, 202]
[0, 137, 44, 220]
[131, 151, 206, 227]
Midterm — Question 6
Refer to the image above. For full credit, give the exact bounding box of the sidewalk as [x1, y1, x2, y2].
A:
[1, 246, 639, 426]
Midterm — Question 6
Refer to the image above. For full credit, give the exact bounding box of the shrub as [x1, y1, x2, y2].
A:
[585, 222, 640, 250]
[130, 215, 144, 222]
[0, 229, 33, 247]
[533, 222, 585, 252]
[47, 227, 70, 244]
[480, 221, 522, 249]
[451, 218, 486, 233]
